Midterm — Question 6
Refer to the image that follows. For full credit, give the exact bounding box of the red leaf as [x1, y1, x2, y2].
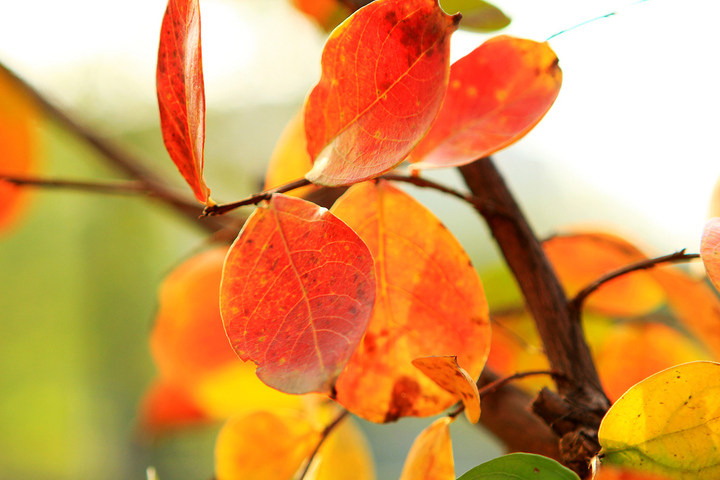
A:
[304, 0, 460, 186]
[220, 194, 376, 395]
[157, 0, 210, 204]
[409, 35, 562, 170]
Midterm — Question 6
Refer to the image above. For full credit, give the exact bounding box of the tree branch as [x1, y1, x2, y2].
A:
[297, 409, 350, 480]
[202, 178, 312, 216]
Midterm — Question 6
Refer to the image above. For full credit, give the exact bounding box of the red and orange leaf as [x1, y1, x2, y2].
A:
[264, 111, 319, 198]
[701, 217, 720, 293]
[409, 36, 561, 170]
[304, 0, 460, 186]
[138, 380, 208, 433]
[412, 356, 481, 423]
[214, 409, 321, 480]
[543, 233, 665, 317]
[331, 181, 490, 422]
[399, 417, 455, 480]
[0, 67, 40, 234]
[157, 0, 211, 204]
[291, 0, 351, 31]
[596, 465, 674, 480]
[220, 194, 376, 395]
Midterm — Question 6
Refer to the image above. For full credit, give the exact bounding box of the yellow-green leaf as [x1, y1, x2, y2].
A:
[440, 0, 510, 32]
[599, 361, 720, 479]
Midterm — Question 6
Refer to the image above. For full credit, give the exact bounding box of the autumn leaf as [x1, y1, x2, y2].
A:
[304, 415, 376, 480]
[412, 356, 481, 423]
[331, 180, 490, 422]
[599, 361, 720, 479]
[290, 0, 352, 31]
[304, 0, 460, 186]
[701, 217, 720, 293]
[220, 194, 376, 395]
[409, 36, 561, 170]
[440, 0, 510, 32]
[0, 66, 40, 234]
[399, 417, 455, 480]
[157, 0, 211, 204]
[138, 380, 208, 433]
[456, 453, 580, 480]
[595, 465, 674, 480]
[215, 409, 321, 480]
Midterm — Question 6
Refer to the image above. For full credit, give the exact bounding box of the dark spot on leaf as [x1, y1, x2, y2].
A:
[384, 376, 421, 422]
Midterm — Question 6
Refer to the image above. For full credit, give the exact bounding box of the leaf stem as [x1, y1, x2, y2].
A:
[202, 178, 312, 216]
[569, 249, 700, 314]
[297, 409, 350, 480]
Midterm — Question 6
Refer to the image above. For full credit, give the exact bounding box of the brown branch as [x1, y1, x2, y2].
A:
[203, 178, 312, 216]
[570, 250, 700, 314]
[2, 175, 150, 195]
[0, 61, 228, 233]
[297, 409, 349, 480]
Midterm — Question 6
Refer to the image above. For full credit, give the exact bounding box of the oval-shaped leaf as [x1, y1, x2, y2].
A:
[701, 217, 720, 293]
[440, 0, 510, 32]
[399, 417, 455, 480]
[157, 0, 210, 204]
[304, 0, 460, 186]
[331, 181, 490, 422]
[305, 415, 377, 480]
[599, 362, 720, 479]
[221, 194, 376, 395]
[457, 453, 580, 480]
[412, 355, 481, 423]
[409, 36, 561, 170]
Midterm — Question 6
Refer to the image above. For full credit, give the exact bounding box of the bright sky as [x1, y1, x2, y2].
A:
[1, 0, 719, 255]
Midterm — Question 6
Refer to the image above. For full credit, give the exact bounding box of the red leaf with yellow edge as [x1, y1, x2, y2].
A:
[399, 417, 455, 480]
[157, 0, 211, 204]
[264, 111, 320, 198]
[220, 194, 376, 395]
[701, 217, 720, 293]
[138, 380, 208, 433]
[0, 67, 40, 234]
[543, 233, 665, 317]
[412, 356, 481, 423]
[594, 322, 711, 402]
[304, 0, 460, 186]
[409, 36, 561, 170]
[331, 180, 490, 422]
[214, 409, 321, 480]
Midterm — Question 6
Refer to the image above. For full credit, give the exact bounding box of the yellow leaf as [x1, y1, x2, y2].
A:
[599, 361, 720, 479]
[305, 416, 376, 480]
[399, 417, 455, 480]
[412, 356, 481, 424]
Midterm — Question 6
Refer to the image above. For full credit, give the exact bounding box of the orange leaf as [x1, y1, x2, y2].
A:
[543, 233, 665, 317]
[0, 67, 40, 233]
[412, 356, 481, 423]
[595, 465, 674, 480]
[399, 417, 455, 480]
[331, 181, 490, 422]
[701, 217, 720, 293]
[157, 0, 211, 204]
[220, 194, 376, 395]
[304, 0, 460, 186]
[138, 380, 208, 433]
[305, 416, 376, 480]
[214, 409, 321, 480]
[263, 111, 320, 198]
[291, 0, 351, 31]
[409, 36, 561, 170]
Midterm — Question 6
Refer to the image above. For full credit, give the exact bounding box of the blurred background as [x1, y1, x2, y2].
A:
[1, 0, 719, 478]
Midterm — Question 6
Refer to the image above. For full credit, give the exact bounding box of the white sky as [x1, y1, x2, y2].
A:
[1, 0, 719, 255]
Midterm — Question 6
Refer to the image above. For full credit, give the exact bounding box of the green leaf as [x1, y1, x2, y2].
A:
[440, 0, 511, 32]
[457, 453, 580, 479]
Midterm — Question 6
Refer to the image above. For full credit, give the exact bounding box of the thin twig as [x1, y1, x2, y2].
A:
[297, 409, 350, 480]
[202, 178, 312, 216]
[2, 175, 149, 195]
[570, 250, 700, 314]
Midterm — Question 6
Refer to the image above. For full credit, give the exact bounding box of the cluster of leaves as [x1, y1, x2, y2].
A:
[4, 0, 720, 479]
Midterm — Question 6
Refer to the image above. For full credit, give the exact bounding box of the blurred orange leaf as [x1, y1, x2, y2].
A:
[0, 67, 40, 233]
[701, 217, 720, 293]
[331, 180, 490, 422]
[304, 415, 376, 480]
[220, 194, 376, 395]
[290, 0, 351, 31]
[215, 409, 321, 480]
[399, 417, 455, 480]
[409, 36, 561, 170]
[412, 355, 481, 423]
[138, 380, 208, 433]
[157, 0, 211, 204]
[304, 0, 460, 186]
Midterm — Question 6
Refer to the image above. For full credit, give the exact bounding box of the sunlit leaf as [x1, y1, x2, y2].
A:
[701, 217, 720, 293]
[221, 194, 376, 395]
[399, 417, 455, 480]
[304, 0, 460, 186]
[0, 67, 40, 234]
[264, 111, 320, 198]
[599, 361, 720, 479]
[290, 0, 352, 31]
[214, 409, 321, 480]
[595, 465, 674, 480]
[331, 181, 490, 422]
[440, 0, 510, 32]
[157, 0, 211, 204]
[456, 453, 580, 479]
[409, 36, 561, 170]
[412, 355, 481, 423]
[543, 233, 665, 317]
[305, 416, 376, 480]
